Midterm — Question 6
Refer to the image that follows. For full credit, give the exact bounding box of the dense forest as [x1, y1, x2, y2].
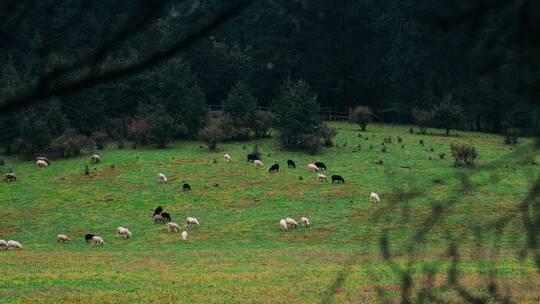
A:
[1, 1, 539, 157]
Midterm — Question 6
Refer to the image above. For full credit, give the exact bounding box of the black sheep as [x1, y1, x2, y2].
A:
[287, 160, 296, 168]
[161, 212, 172, 222]
[314, 161, 327, 170]
[247, 153, 260, 162]
[183, 183, 191, 191]
[268, 164, 279, 173]
[85, 234, 95, 243]
[331, 175, 345, 184]
[153, 206, 163, 216]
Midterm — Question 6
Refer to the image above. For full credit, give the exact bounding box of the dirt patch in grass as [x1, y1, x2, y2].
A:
[171, 158, 208, 164]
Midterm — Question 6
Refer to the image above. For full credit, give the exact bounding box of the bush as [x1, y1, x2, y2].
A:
[412, 109, 432, 135]
[198, 115, 226, 151]
[504, 128, 520, 145]
[350, 106, 373, 131]
[450, 143, 477, 167]
[138, 103, 175, 148]
[320, 124, 337, 147]
[49, 129, 93, 158]
[223, 81, 257, 134]
[108, 118, 129, 149]
[298, 134, 323, 155]
[126, 118, 150, 148]
[251, 111, 273, 138]
[432, 95, 464, 136]
[91, 131, 109, 150]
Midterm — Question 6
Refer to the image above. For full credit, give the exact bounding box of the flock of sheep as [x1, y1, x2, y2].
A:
[1, 150, 382, 251]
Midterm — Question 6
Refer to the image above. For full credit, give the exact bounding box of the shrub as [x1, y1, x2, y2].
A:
[350, 106, 373, 131]
[126, 118, 150, 148]
[298, 134, 322, 155]
[49, 129, 93, 158]
[91, 131, 109, 150]
[450, 143, 477, 167]
[251, 111, 273, 138]
[139, 103, 175, 148]
[412, 109, 432, 135]
[320, 124, 337, 147]
[504, 128, 520, 145]
[432, 95, 464, 136]
[198, 115, 226, 151]
[108, 118, 129, 149]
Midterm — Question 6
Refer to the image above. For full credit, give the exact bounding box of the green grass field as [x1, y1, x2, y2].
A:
[1, 122, 539, 303]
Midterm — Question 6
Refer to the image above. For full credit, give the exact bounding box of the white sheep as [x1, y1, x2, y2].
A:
[307, 163, 319, 172]
[36, 160, 48, 167]
[253, 159, 263, 167]
[154, 214, 165, 224]
[181, 231, 188, 241]
[57, 234, 69, 243]
[168, 222, 180, 233]
[91, 154, 101, 164]
[0, 239, 8, 250]
[186, 217, 200, 226]
[91, 236, 104, 245]
[7, 240, 22, 250]
[157, 173, 168, 183]
[301, 217, 310, 227]
[224, 154, 232, 163]
[279, 219, 288, 231]
[117, 227, 132, 239]
[285, 217, 298, 229]
[370, 192, 380, 203]
[317, 174, 327, 182]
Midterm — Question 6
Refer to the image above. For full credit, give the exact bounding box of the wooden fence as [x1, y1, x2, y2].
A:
[208, 105, 352, 121]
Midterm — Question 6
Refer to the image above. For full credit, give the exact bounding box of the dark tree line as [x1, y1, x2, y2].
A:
[1, 0, 539, 157]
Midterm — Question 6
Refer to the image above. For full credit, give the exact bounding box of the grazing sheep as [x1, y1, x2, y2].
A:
[280, 219, 288, 231]
[7, 240, 22, 250]
[85, 234, 95, 243]
[0, 240, 8, 250]
[36, 159, 48, 167]
[157, 173, 168, 183]
[36, 156, 50, 165]
[57, 234, 69, 243]
[285, 218, 298, 229]
[317, 174, 327, 182]
[287, 160, 296, 168]
[91, 154, 101, 164]
[314, 161, 327, 170]
[117, 227, 132, 239]
[331, 175, 345, 184]
[370, 192, 381, 203]
[224, 154, 232, 162]
[374, 159, 384, 165]
[168, 222, 180, 232]
[181, 231, 188, 241]
[4, 173, 16, 182]
[300, 217, 310, 227]
[247, 153, 260, 162]
[268, 164, 279, 173]
[253, 159, 263, 167]
[154, 214, 166, 224]
[161, 212, 172, 222]
[186, 217, 200, 226]
[153, 206, 163, 217]
[183, 183, 191, 191]
[91, 236, 104, 246]
[307, 163, 319, 172]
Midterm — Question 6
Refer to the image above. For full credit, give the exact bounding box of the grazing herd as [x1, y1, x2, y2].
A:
[2, 149, 385, 251]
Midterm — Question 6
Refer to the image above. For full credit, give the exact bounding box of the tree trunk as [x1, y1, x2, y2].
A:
[446, 128, 450, 136]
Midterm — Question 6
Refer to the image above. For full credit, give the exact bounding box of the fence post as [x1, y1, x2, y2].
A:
[329, 108, 332, 121]
[348, 107, 352, 121]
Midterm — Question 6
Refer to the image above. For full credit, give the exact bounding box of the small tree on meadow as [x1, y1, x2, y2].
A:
[412, 109, 432, 135]
[251, 111, 273, 138]
[198, 115, 226, 151]
[351, 106, 373, 131]
[137, 103, 175, 148]
[223, 81, 257, 126]
[432, 95, 464, 136]
[272, 78, 321, 149]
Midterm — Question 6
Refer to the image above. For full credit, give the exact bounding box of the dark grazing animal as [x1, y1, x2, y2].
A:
[183, 183, 191, 191]
[153, 206, 163, 216]
[331, 175, 345, 184]
[247, 153, 260, 162]
[85, 234, 95, 243]
[287, 160, 296, 168]
[268, 164, 279, 173]
[161, 212, 172, 222]
[4, 173, 16, 182]
[314, 161, 326, 170]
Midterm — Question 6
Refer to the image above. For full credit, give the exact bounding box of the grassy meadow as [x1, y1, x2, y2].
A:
[1, 122, 539, 303]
